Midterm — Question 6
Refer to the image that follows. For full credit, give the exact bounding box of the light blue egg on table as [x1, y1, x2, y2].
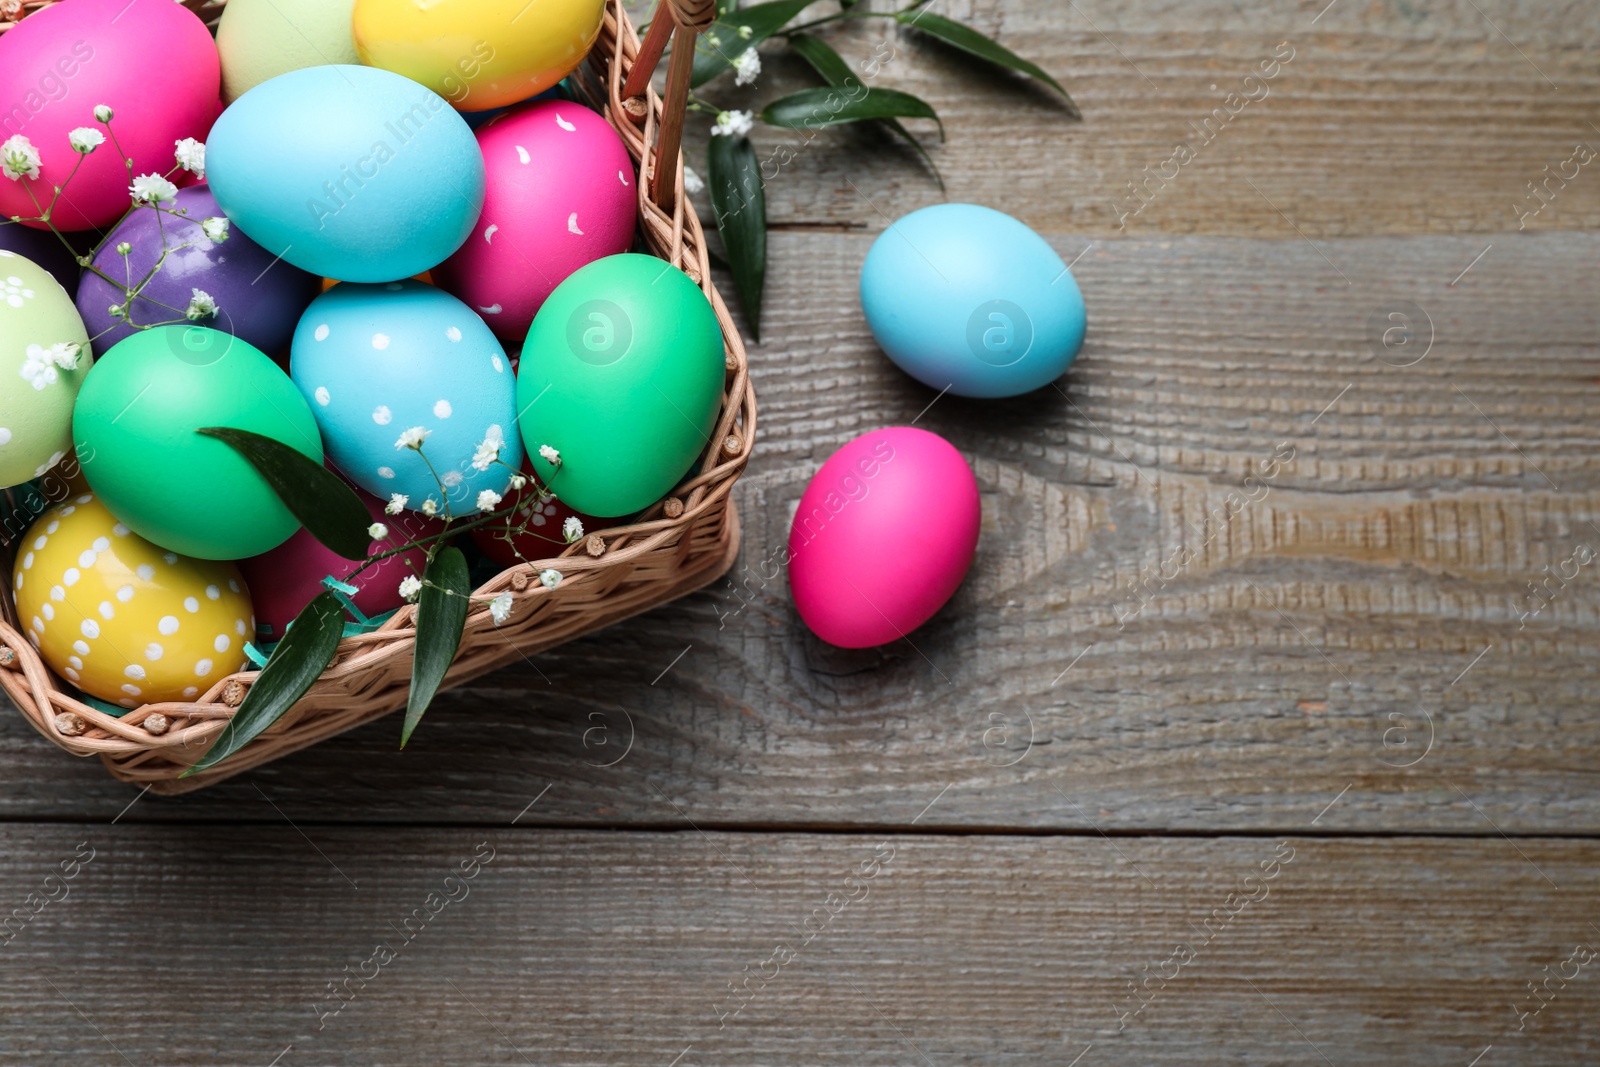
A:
[289, 281, 522, 512]
[859, 203, 1086, 399]
[206, 65, 486, 282]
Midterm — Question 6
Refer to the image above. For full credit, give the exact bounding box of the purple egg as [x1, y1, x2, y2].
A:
[0, 221, 86, 296]
[76, 185, 321, 357]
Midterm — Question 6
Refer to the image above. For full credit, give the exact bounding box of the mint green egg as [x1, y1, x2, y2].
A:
[0, 250, 90, 490]
[518, 254, 726, 517]
[73, 326, 322, 559]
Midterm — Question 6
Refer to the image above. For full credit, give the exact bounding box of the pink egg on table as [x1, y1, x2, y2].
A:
[236, 486, 442, 641]
[788, 427, 980, 649]
[0, 0, 220, 231]
[431, 100, 636, 341]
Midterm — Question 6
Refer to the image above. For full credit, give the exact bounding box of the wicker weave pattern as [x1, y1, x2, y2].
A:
[0, 0, 755, 792]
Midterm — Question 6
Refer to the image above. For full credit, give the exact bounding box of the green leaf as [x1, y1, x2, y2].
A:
[402, 546, 470, 747]
[895, 10, 1080, 119]
[182, 591, 345, 776]
[760, 86, 944, 140]
[692, 0, 813, 87]
[788, 33, 943, 190]
[707, 135, 767, 341]
[197, 427, 371, 560]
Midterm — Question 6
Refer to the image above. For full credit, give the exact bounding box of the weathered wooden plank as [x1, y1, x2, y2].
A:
[3, 232, 1595, 831]
[670, 0, 1600, 237]
[0, 827, 1595, 1065]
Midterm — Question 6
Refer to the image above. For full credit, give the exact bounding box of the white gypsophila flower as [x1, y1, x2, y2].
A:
[185, 288, 216, 320]
[395, 426, 430, 450]
[476, 489, 502, 512]
[20, 345, 58, 390]
[738, 23, 754, 39]
[201, 216, 229, 243]
[115, 241, 131, 256]
[385, 493, 408, 515]
[129, 173, 178, 204]
[733, 48, 762, 87]
[563, 516, 583, 543]
[507, 473, 527, 491]
[488, 592, 513, 626]
[367, 522, 388, 540]
[68, 127, 104, 155]
[47, 342, 82, 370]
[107, 303, 125, 319]
[710, 109, 754, 138]
[683, 166, 705, 194]
[93, 104, 114, 123]
[398, 575, 422, 601]
[420, 498, 439, 517]
[173, 137, 205, 177]
[539, 568, 563, 590]
[538, 444, 560, 466]
[470, 436, 500, 471]
[1, 135, 41, 181]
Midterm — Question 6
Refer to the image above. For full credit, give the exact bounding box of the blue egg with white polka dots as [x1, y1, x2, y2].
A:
[289, 281, 522, 512]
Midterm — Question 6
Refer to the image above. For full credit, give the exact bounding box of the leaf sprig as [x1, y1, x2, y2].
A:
[684, 0, 1079, 338]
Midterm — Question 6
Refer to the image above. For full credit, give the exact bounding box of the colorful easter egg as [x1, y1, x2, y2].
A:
[73, 326, 322, 560]
[860, 203, 1087, 399]
[519, 254, 725, 518]
[432, 101, 637, 341]
[13, 494, 254, 709]
[290, 281, 522, 511]
[216, 0, 360, 103]
[468, 462, 597, 568]
[206, 65, 486, 282]
[77, 185, 322, 358]
[0, 0, 219, 231]
[237, 484, 440, 639]
[788, 427, 979, 648]
[0, 250, 91, 490]
[351, 0, 605, 112]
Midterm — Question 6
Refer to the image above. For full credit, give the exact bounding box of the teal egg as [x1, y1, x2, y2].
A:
[206, 64, 485, 282]
[73, 326, 323, 559]
[517, 254, 725, 517]
[860, 203, 1087, 399]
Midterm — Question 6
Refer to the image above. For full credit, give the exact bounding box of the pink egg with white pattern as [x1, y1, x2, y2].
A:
[432, 100, 636, 342]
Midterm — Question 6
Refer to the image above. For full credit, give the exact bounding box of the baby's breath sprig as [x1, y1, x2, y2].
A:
[2, 108, 235, 344]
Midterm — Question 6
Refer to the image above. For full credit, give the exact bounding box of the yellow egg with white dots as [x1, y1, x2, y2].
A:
[12, 494, 254, 710]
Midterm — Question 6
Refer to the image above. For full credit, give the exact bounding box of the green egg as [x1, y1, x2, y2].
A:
[0, 250, 91, 490]
[518, 254, 726, 518]
[73, 325, 323, 560]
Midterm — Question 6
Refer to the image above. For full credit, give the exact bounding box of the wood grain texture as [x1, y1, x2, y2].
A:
[667, 0, 1600, 237]
[5, 232, 1595, 831]
[2, 826, 1597, 1066]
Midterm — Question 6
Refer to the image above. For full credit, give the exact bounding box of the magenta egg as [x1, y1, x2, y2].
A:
[431, 100, 636, 341]
[236, 485, 442, 641]
[77, 185, 321, 357]
[0, 0, 220, 231]
[788, 427, 980, 648]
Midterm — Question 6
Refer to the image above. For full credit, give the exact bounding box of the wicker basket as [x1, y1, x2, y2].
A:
[0, 0, 754, 792]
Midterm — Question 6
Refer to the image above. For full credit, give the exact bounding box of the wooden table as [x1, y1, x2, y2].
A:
[4, 1, 1598, 1063]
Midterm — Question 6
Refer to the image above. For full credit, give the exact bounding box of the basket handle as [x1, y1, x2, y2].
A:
[622, 0, 715, 212]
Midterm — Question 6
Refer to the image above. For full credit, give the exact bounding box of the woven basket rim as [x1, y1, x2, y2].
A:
[0, 0, 756, 788]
